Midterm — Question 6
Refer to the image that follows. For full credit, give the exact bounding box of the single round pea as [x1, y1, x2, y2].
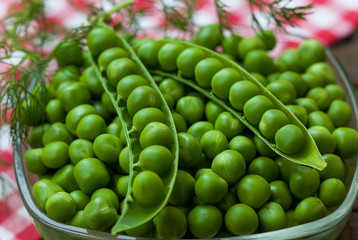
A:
[298, 39, 326, 70]
[267, 72, 281, 83]
[256, 29, 276, 50]
[248, 156, 279, 182]
[119, 146, 130, 174]
[79, 66, 104, 97]
[84, 196, 118, 230]
[266, 80, 296, 105]
[24, 148, 48, 174]
[76, 114, 107, 141]
[244, 95, 274, 126]
[211, 150, 246, 185]
[116, 74, 149, 100]
[139, 145, 173, 175]
[45, 191, 76, 222]
[97, 47, 128, 72]
[194, 23, 222, 50]
[308, 126, 336, 154]
[211, 68, 241, 100]
[216, 191, 237, 214]
[42, 141, 69, 169]
[215, 112, 245, 140]
[278, 48, 302, 73]
[92, 101, 112, 123]
[51, 66, 80, 89]
[176, 96, 204, 125]
[332, 127, 358, 158]
[136, 40, 162, 68]
[195, 57, 224, 88]
[269, 180, 293, 210]
[275, 156, 300, 183]
[87, 27, 118, 57]
[106, 58, 137, 87]
[229, 135, 257, 164]
[187, 205, 222, 238]
[254, 135, 277, 158]
[259, 109, 290, 140]
[156, 206, 187, 240]
[68, 139, 95, 165]
[65, 104, 98, 135]
[258, 202, 286, 232]
[140, 122, 173, 148]
[171, 111, 187, 133]
[27, 124, 50, 148]
[222, 34, 242, 59]
[178, 132, 202, 169]
[126, 86, 160, 116]
[275, 124, 305, 155]
[169, 170, 195, 206]
[74, 158, 110, 194]
[42, 122, 73, 145]
[289, 165, 320, 199]
[306, 87, 332, 111]
[101, 92, 117, 114]
[205, 101, 224, 124]
[107, 121, 122, 138]
[225, 203, 258, 236]
[125, 220, 154, 237]
[195, 171, 228, 204]
[91, 188, 120, 211]
[302, 72, 325, 89]
[307, 111, 335, 132]
[93, 134, 122, 163]
[294, 197, 327, 224]
[187, 121, 214, 142]
[318, 178, 346, 208]
[244, 50, 274, 75]
[117, 175, 129, 198]
[295, 97, 319, 114]
[70, 190, 90, 211]
[46, 99, 65, 123]
[325, 84, 346, 100]
[306, 62, 336, 84]
[32, 179, 64, 211]
[158, 78, 185, 102]
[251, 72, 268, 86]
[285, 210, 298, 228]
[158, 42, 185, 72]
[229, 81, 260, 111]
[52, 164, 79, 192]
[327, 100, 352, 127]
[200, 130, 228, 159]
[66, 210, 89, 228]
[286, 105, 308, 126]
[238, 37, 265, 60]
[237, 174, 271, 209]
[54, 41, 84, 67]
[319, 153, 345, 181]
[132, 171, 164, 207]
[59, 82, 91, 112]
[177, 47, 205, 78]
[280, 71, 308, 97]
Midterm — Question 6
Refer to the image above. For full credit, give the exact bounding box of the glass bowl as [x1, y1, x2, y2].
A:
[13, 33, 358, 240]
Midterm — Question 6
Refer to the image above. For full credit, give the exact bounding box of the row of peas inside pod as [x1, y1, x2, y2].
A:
[23, 23, 358, 239]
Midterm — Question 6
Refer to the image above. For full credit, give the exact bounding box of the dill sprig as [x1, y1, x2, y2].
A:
[214, 0, 234, 32]
[249, 0, 313, 30]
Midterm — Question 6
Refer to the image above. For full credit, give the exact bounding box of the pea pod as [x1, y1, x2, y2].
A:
[87, 27, 179, 234]
[144, 39, 325, 170]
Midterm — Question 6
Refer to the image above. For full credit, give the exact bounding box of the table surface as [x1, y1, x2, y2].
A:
[331, 29, 358, 240]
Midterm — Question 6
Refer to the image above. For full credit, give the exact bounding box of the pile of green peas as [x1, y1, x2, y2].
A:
[23, 23, 358, 239]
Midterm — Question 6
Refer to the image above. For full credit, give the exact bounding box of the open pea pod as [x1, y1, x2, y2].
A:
[143, 39, 326, 170]
[87, 28, 179, 234]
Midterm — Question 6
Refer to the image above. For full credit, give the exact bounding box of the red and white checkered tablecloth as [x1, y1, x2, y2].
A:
[1, 0, 358, 239]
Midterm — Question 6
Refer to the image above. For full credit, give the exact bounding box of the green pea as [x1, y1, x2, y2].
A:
[32, 179, 64, 211]
[171, 111, 187, 133]
[195, 171, 228, 204]
[306, 87, 332, 111]
[45, 99, 65, 123]
[332, 127, 358, 158]
[132, 171, 164, 207]
[259, 109, 290, 139]
[24, 148, 48, 174]
[238, 37, 265, 60]
[27, 124, 50, 148]
[307, 111, 335, 132]
[222, 34, 242, 59]
[116, 74, 149, 100]
[65, 104, 97, 135]
[139, 145, 173, 175]
[136, 40, 162, 68]
[254, 135, 277, 158]
[306, 62, 336, 84]
[59, 82, 91, 112]
[205, 101, 224, 124]
[97, 47, 128, 72]
[250, 72, 268, 86]
[68, 139, 95, 165]
[119, 146, 129, 174]
[237, 174, 271, 209]
[54, 41, 84, 67]
[120, 128, 127, 146]
[70, 190, 90, 211]
[195, 57, 224, 88]
[140, 122, 173, 148]
[194, 168, 212, 181]
[216, 191, 237, 214]
[275, 124, 305, 155]
[79, 66, 104, 97]
[55, 80, 76, 98]
[74, 158, 110, 194]
[42, 141, 69, 169]
[42, 122, 73, 145]
[275, 156, 300, 183]
[211, 150, 246, 185]
[107, 121, 122, 138]
[289, 165, 320, 199]
[258, 202, 286, 232]
[156, 206, 187, 240]
[286, 105, 308, 126]
[215, 112, 245, 140]
[225, 203, 258, 236]
[92, 101, 112, 123]
[200, 130, 228, 159]
[177, 47, 205, 78]
[126, 86, 160, 116]
[278, 48, 302, 73]
[158, 42, 185, 72]
[194, 23, 222, 50]
[298, 39, 326, 70]
[51, 65, 80, 89]
[280, 71, 308, 97]
[308, 126, 336, 154]
[229, 135, 257, 164]
[116, 175, 129, 198]
[87, 27, 119, 58]
[327, 100, 352, 127]
[295, 97, 319, 114]
[67, 210, 89, 228]
[285, 210, 298, 228]
[125, 220, 154, 237]
[294, 197, 327, 224]
[93, 134, 122, 163]
[91, 188, 120, 211]
[158, 78, 185, 102]
[101, 92, 117, 114]
[325, 84, 346, 100]
[319, 178, 346, 208]
[187, 205, 222, 238]
[302, 72, 325, 89]
[52, 164, 79, 192]
[211, 68, 241, 100]
[319, 153, 345, 181]
[256, 29, 276, 50]
[84, 196, 118, 230]
[244, 95, 274, 126]
[244, 50, 274, 75]
[45, 191, 76, 222]
[106, 58, 136, 87]
[169, 170, 195, 206]
[267, 72, 281, 83]
[266, 80, 296, 105]
[269, 180, 293, 210]
[248, 156, 279, 182]
[177, 132, 202, 168]
[76, 114, 107, 141]
[176, 96, 204, 125]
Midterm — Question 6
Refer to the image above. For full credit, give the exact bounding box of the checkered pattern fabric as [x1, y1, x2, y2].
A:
[1, 0, 358, 239]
